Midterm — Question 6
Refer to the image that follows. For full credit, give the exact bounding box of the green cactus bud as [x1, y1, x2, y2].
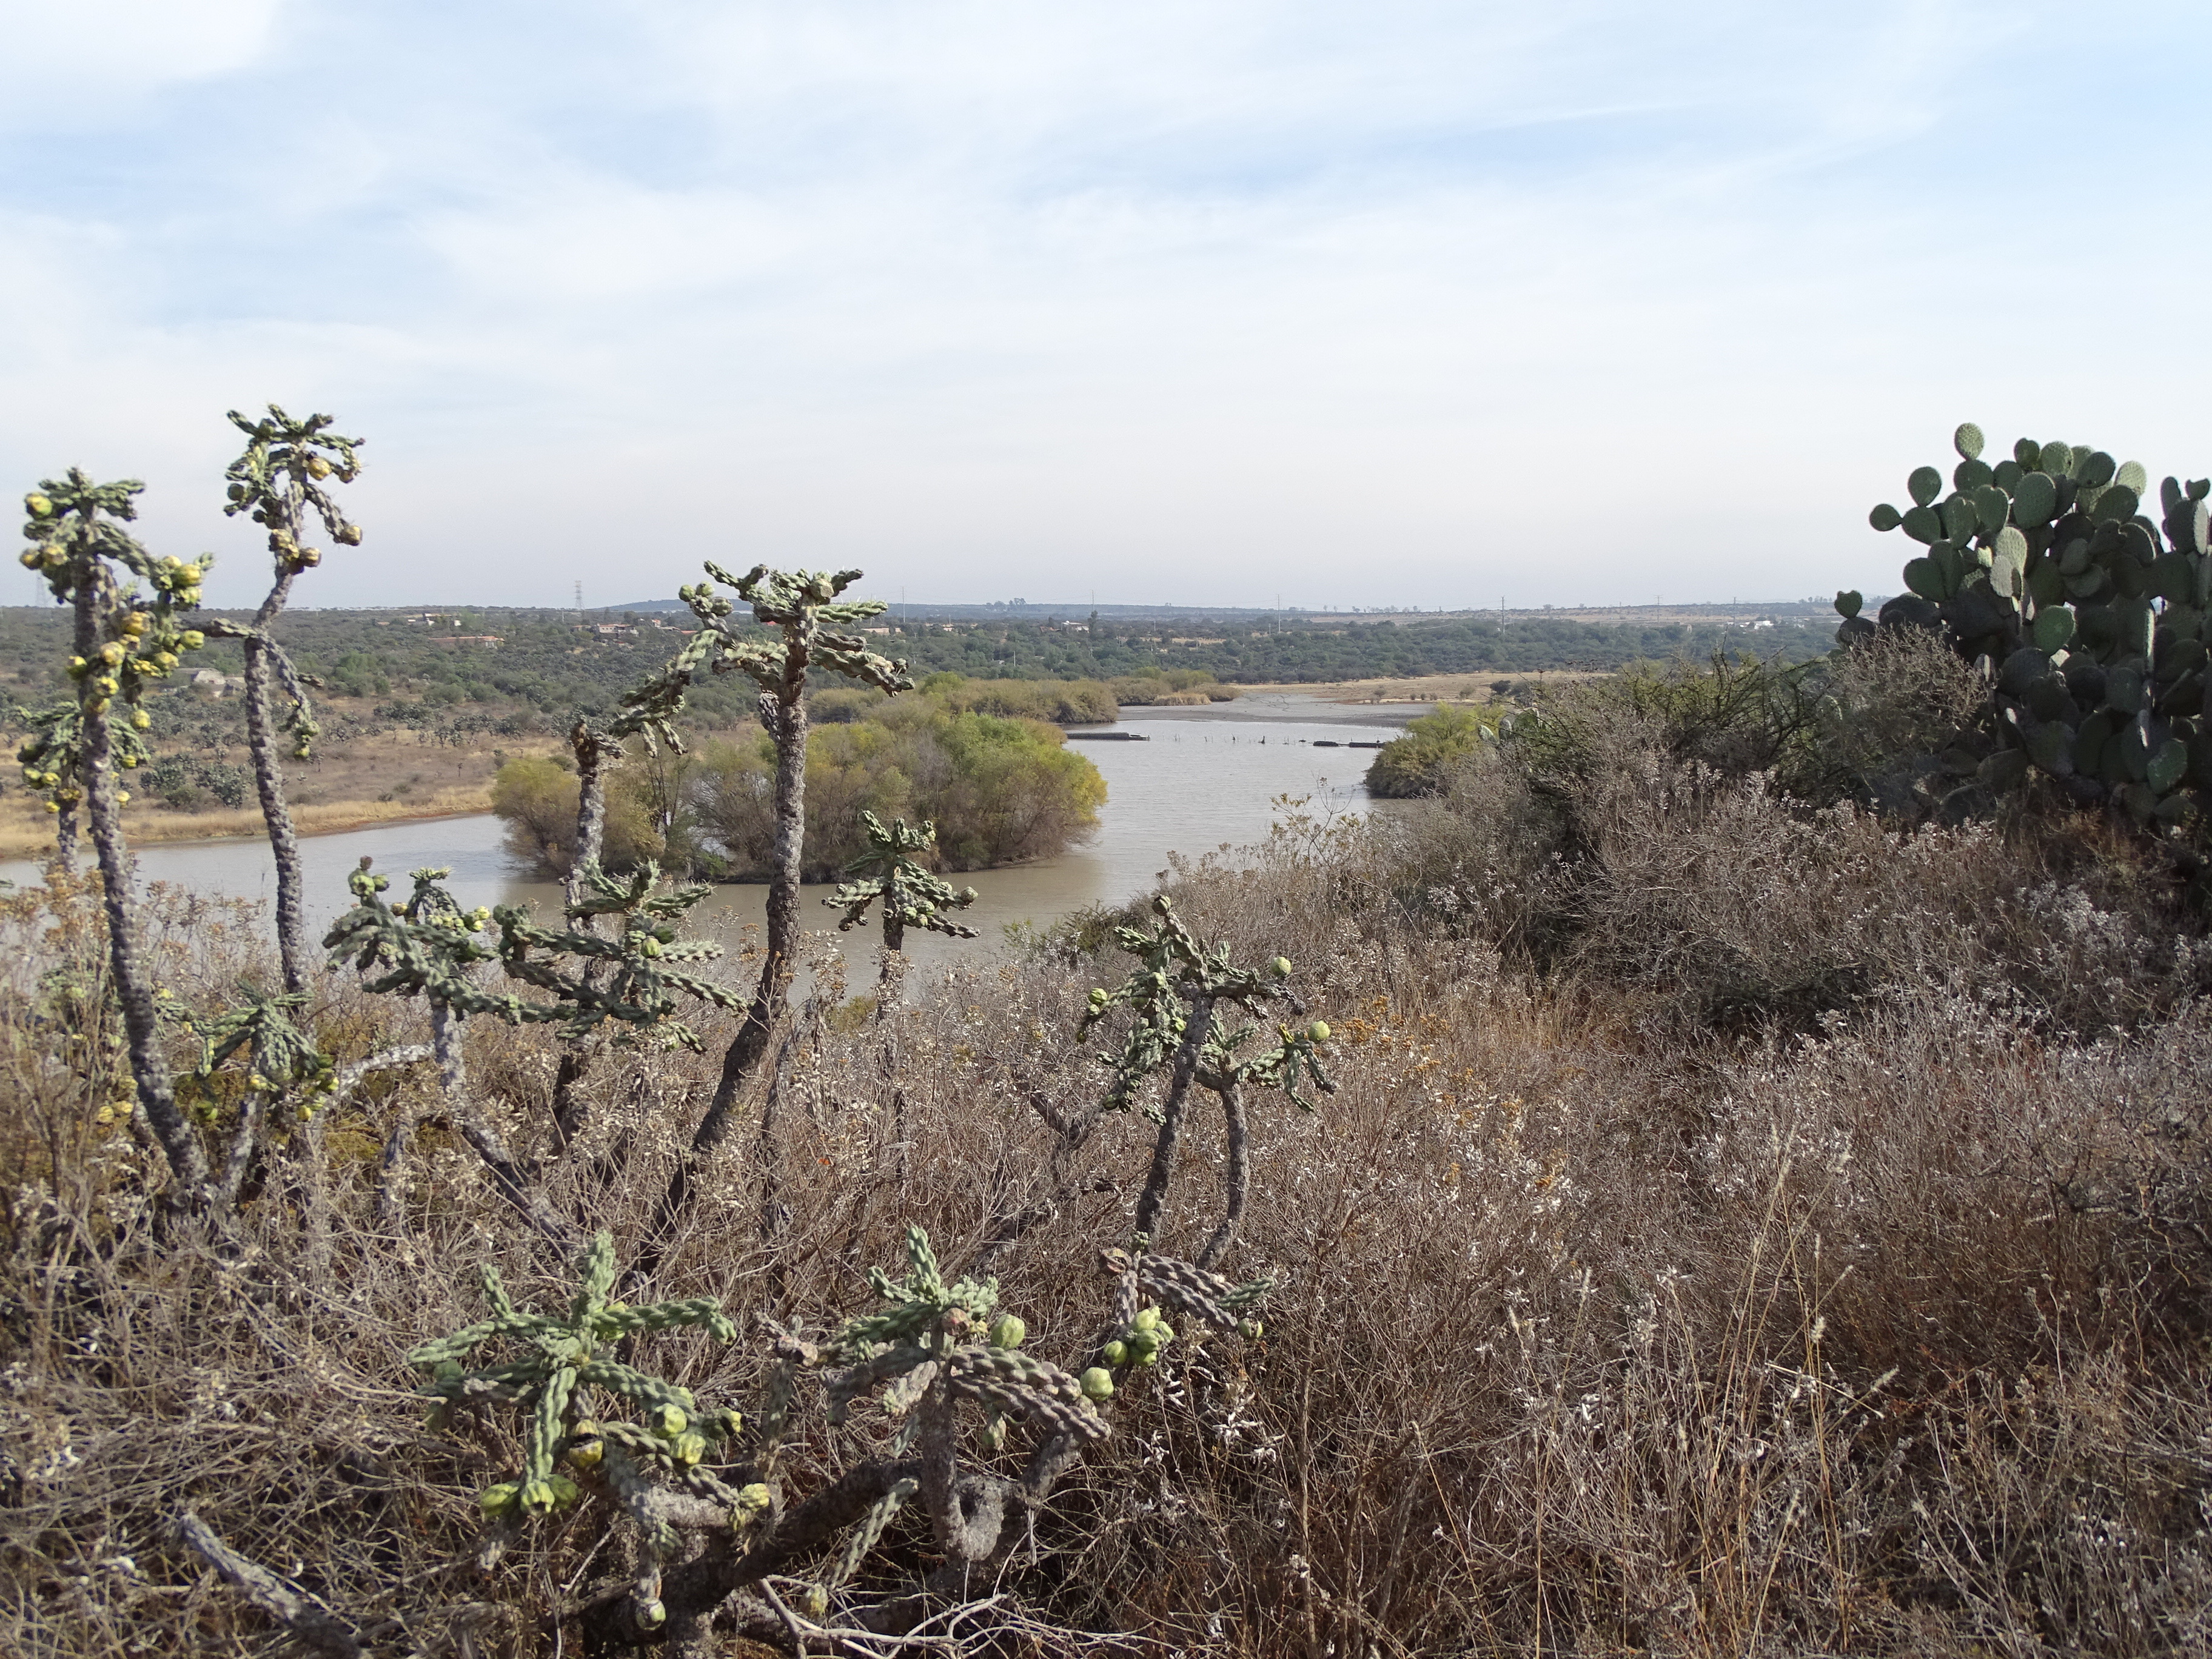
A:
[479, 1482, 520, 1517]
[1309, 1021, 1330, 1042]
[1102, 1339, 1129, 1367]
[635, 1600, 666, 1631]
[1131, 1307, 1161, 1332]
[1272, 956, 1292, 976]
[651, 1403, 688, 1438]
[1080, 1366, 1115, 1401]
[1237, 1318, 1264, 1340]
[988, 1313, 1025, 1349]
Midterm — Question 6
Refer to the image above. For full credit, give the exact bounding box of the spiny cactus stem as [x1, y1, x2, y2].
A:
[72, 561, 210, 1205]
[1130, 993, 1216, 1245]
[1196, 1079, 1248, 1272]
[237, 605, 306, 992]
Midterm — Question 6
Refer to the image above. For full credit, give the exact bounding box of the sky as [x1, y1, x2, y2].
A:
[2, 1, 2209, 614]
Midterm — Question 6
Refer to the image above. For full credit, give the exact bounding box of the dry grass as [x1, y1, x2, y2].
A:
[2, 716, 2210, 1653]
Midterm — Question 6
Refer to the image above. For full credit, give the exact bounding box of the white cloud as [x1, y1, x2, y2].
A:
[2, 1, 2210, 610]
[0, 0, 285, 129]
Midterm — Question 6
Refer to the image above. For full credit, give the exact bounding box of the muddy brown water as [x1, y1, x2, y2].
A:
[0, 697, 1420, 975]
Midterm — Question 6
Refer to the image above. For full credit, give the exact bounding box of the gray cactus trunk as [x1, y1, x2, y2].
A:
[74, 574, 210, 1204]
[239, 563, 306, 993]
[1131, 993, 1217, 1245]
[694, 688, 807, 1157]
[551, 723, 614, 1145]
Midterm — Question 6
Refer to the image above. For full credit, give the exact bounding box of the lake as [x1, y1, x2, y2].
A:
[0, 695, 1421, 972]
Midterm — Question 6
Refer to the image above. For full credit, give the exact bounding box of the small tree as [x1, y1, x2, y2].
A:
[16, 471, 215, 1204]
[207, 406, 364, 993]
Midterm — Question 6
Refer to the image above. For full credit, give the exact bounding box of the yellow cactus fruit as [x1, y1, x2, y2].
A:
[17, 549, 38, 569]
[98, 642, 122, 666]
[131, 709, 150, 729]
[651, 1403, 688, 1438]
[1308, 1021, 1330, 1042]
[24, 492, 53, 517]
[306, 455, 332, 479]
[672, 1431, 706, 1466]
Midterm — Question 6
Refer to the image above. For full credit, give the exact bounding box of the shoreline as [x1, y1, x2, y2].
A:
[0, 788, 495, 863]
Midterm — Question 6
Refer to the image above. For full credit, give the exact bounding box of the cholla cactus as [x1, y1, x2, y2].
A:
[206, 406, 363, 991]
[493, 860, 746, 1050]
[16, 469, 214, 1201]
[409, 1233, 746, 1634]
[166, 982, 335, 1207]
[816, 1225, 1106, 1590]
[641, 564, 914, 1278]
[1079, 894, 1335, 1269]
[823, 811, 979, 954]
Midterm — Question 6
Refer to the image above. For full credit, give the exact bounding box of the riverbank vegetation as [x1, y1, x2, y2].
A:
[8, 423, 2212, 1656]
[491, 684, 1107, 882]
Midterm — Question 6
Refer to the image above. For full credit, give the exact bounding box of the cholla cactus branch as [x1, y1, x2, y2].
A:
[18, 469, 213, 1202]
[492, 860, 745, 1051]
[823, 811, 979, 955]
[825, 1477, 917, 1589]
[411, 1231, 739, 1545]
[218, 405, 362, 991]
[659, 564, 914, 1213]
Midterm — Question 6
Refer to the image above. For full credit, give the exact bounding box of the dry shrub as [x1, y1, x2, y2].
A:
[2, 749, 2210, 1656]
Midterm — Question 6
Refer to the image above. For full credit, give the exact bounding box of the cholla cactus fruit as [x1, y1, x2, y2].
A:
[13, 469, 214, 813]
[823, 811, 980, 948]
[408, 1230, 740, 1538]
[1079, 1367, 1114, 1401]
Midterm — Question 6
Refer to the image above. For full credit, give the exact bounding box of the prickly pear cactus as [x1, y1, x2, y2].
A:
[15, 471, 210, 814]
[1848, 423, 2212, 826]
[822, 811, 979, 951]
[409, 1232, 746, 1630]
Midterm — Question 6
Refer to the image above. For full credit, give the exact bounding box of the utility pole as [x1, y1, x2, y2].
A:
[574, 580, 583, 626]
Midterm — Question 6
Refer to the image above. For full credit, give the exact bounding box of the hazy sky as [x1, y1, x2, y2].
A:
[4, 2, 2208, 612]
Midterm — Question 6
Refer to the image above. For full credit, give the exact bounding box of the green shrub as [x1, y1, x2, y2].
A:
[1362, 703, 1497, 797]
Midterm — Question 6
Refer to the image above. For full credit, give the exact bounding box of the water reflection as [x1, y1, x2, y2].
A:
[0, 700, 1420, 974]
